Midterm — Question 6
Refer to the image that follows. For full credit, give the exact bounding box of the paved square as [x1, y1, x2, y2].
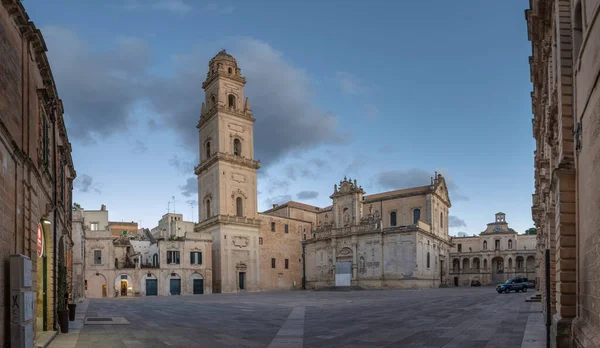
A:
[66, 287, 534, 347]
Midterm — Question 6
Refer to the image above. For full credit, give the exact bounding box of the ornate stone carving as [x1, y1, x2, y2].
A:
[231, 173, 247, 183]
[227, 123, 245, 133]
[232, 236, 249, 248]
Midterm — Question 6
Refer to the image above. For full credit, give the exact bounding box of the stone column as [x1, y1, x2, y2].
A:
[351, 241, 357, 281]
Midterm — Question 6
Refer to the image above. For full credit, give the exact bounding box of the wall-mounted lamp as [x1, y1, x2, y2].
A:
[95, 272, 99, 276]
[43, 220, 52, 225]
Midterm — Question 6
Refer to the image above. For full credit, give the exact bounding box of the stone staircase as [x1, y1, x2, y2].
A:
[526, 293, 542, 303]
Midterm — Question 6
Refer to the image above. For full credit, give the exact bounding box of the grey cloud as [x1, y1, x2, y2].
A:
[335, 71, 363, 95]
[169, 155, 197, 175]
[284, 163, 319, 182]
[296, 191, 319, 200]
[456, 231, 468, 237]
[74, 174, 102, 194]
[449, 216, 467, 229]
[41, 27, 150, 144]
[267, 178, 290, 195]
[264, 195, 292, 207]
[179, 177, 197, 197]
[132, 140, 148, 154]
[345, 157, 368, 175]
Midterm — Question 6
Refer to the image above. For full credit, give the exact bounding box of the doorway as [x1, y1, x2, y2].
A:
[102, 284, 107, 297]
[146, 279, 157, 296]
[453, 277, 458, 286]
[120, 280, 128, 296]
[170, 279, 181, 295]
[335, 261, 352, 286]
[193, 279, 204, 294]
[238, 272, 245, 290]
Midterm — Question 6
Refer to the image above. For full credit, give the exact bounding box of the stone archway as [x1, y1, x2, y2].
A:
[189, 273, 205, 295]
[491, 256, 504, 283]
[87, 273, 107, 298]
[36, 219, 54, 335]
[335, 247, 353, 286]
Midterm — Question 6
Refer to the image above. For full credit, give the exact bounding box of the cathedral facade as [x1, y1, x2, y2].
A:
[194, 50, 453, 293]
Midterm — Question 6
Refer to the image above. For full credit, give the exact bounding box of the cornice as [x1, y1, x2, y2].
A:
[194, 152, 260, 175]
[202, 71, 246, 89]
[197, 105, 254, 129]
[362, 189, 431, 204]
[194, 214, 262, 230]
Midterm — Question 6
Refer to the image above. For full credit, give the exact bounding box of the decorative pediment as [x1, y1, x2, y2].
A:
[231, 188, 247, 199]
[204, 192, 213, 201]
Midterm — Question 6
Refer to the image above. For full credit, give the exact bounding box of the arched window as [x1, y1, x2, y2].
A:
[228, 67, 233, 74]
[236, 197, 243, 217]
[324, 214, 328, 224]
[440, 212, 443, 228]
[413, 208, 421, 224]
[233, 139, 241, 156]
[390, 211, 397, 226]
[483, 241, 487, 250]
[210, 95, 216, 108]
[508, 239, 513, 249]
[206, 199, 211, 219]
[205, 141, 211, 159]
[426, 252, 430, 268]
[228, 94, 236, 109]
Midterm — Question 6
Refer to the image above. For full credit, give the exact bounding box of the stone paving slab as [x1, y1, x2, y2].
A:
[52, 287, 538, 347]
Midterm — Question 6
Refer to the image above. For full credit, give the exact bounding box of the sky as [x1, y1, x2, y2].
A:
[24, 0, 536, 235]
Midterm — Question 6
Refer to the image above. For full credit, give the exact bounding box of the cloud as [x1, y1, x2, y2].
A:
[74, 174, 102, 194]
[169, 155, 197, 175]
[267, 178, 290, 195]
[375, 168, 468, 202]
[345, 157, 368, 175]
[148, 38, 345, 167]
[41, 27, 150, 144]
[132, 140, 148, 154]
[335, 71, 363, 95]
[449, 216, 467, 229]
[456, 231, 468, 237]
[151, 0, 192, 14]
[264, 195, 292, 207]
[179, 177, 197, 197]
[283, 163, 319, 181]
[296, 191, 319, 200]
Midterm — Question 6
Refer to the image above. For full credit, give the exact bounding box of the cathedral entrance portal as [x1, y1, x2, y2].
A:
[335, 247, 353, 286]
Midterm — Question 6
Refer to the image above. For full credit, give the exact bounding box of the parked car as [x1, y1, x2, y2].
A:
[496, 277, 528, 293]
[521, 277, 536, 289]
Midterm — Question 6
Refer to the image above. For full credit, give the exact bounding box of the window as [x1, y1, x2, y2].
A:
[190, 251, 202, 265]
[303, 233, 306, 240]
[495, 240, 500, 250]
[440, 212, 443, 228]
[206, 199, 211, 219]
[94, 250, 102, 265]
[483, 241, 487, 250]
[508, 239, 513, 249]
[210, 95, 216, 107]
[228, 94, 236, 109]
[206, 142, 211, 159]
[271, 258, 276, 268]
[427, 252, 430, 268]
[271, 222, 276, 232]
[236, 197, 243, 217]
[413, 208, 421, 224]
[90, 222, 99, 231]
[324, 214, 328, 224]
[233, 139, 241, 156]
[457, 244, 462, 252]
[228, 67, 232, 74]
[167, 251, 180, 264]
[259, 237, 263, 245]
[284, 224, 289, 233]
[40, 106, 51, 170]
[285, 259, 289, 269]
[390, 211, 397, 227]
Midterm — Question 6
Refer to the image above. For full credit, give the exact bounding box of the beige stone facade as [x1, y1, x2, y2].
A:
[83, 206, 212, 298]
[109, 220, 139, 239]
[449, 213, 536, 286]
[526, 1, 600, 347]
[1, 0, 76, 345]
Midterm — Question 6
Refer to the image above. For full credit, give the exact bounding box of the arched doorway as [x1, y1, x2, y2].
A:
[142, 273, 158, 296]
[189, 273, 205, 294]
[36, 219, 54, 336]
[168, 273, 181, 295]
[491, 257, 504, 283]
[87, 273, 107, 298]
[453, 277, 458, 286]
[114, 274, 134, 297]
[335, 247, 353, 286]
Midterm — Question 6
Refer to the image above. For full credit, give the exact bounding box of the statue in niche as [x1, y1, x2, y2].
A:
[374, 210, 380, 219]
[344, 211, 350, 225]
[359, 256, 366, 274]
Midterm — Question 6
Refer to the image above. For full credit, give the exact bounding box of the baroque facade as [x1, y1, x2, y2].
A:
[449, 213, 536, 286]
[1, 0, 76, 346]
[193, 51, 454, 293]
[81, 205, 212, 297]
[526, 1, 600, 347]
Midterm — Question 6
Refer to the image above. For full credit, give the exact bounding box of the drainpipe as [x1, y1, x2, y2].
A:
[302, 242, 306, 290]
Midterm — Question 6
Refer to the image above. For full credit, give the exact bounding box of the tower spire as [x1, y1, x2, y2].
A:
[244, 97, 251, 113]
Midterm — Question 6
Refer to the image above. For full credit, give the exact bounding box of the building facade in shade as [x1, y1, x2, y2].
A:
[449, 213, 536, 286]
[526, 1, 600, 347]
[0, 0, 76, 345]
[82, 205, 212, 298]
[71, 208, 85, 301]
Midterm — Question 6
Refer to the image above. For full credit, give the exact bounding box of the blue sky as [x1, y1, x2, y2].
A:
[25, 0, 535, 235]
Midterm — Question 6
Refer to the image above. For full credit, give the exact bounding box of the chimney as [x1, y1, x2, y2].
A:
[273, 204, 279, 208]
[101, 204, 106, 211]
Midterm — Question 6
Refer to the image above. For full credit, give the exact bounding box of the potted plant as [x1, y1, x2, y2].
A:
[57, 265, 69, 333]
[68, 297, 77, 321]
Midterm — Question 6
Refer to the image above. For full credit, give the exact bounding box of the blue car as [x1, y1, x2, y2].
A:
[496, 277, 528, 293]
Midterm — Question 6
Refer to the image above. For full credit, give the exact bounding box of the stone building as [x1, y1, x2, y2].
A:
[526, 1, 600, 347]
[71, 208, 85, 301]
[192, 50, 454, 293]
[108, 221, 138, 239]
[82, 206, 212, 297]
[1, 0, 76, 345]
[449, 213, 536, 286]
[151, 213, 195, 239]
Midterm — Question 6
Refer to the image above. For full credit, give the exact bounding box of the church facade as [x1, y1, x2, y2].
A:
[194, 50, 453, 292]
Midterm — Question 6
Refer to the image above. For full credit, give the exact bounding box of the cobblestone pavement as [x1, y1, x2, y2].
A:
[59, 287, 536, 348]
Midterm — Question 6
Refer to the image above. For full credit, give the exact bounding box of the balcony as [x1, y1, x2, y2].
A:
[114, 260, 137, 269]
[141, 264, 160, 269]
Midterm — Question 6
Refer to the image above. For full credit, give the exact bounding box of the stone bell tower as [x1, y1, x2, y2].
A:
[194, 50, 262, 293]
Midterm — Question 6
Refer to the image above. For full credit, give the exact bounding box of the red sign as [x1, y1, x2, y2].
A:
[37, 223, 44, 258]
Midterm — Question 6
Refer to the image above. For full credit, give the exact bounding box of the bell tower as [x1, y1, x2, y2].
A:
[194, 50, 261, 293]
